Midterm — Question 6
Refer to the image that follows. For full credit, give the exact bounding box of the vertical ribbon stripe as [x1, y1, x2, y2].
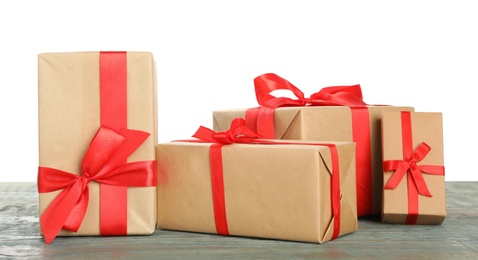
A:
[245, 107, 260, 133]
[400, 111, 419, 224]
[350, 107, 373, 216]
[99, 51, 128, 235]
[329, 144, 341, 240]
[209, 144, 230, 235]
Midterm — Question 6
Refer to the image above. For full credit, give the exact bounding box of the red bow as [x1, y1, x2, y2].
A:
[193, 118, 262, 144]
[246, 73, 368, 139]
[254, 73, 367, 108]
[38, 126, 156, 244]
[383, 142, 445, 197]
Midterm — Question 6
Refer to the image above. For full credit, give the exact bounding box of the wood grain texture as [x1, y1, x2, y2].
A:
[1, 182, 477, 259]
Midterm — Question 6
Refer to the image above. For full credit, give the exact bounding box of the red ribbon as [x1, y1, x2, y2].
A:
[99, 52, 128, 236]
[38, 126, 156, 244]
[191, 118, 342, 240]
[38, 52, 156, 244]
[246, 73, 367, 137]
[382, 111, 445, 224]
[245, 73, 373, 216]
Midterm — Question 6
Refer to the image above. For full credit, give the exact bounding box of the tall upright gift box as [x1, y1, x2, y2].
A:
[37, 52, 157, 244]
[381, 111, 446, 224]
[213, 73, 414, 216]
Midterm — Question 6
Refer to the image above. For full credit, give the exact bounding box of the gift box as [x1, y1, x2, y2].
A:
[381, 111, 446, 224]
[213, 73, 414, 216]
[37, 52, 157, 244]
[156, 119, 358, 243]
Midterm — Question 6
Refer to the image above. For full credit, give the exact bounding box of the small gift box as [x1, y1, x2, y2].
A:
[213, 73, 414, 216]
[38, 52, 157, 244]
[381, 111, 446, 224]
[156, 118, 358, 243]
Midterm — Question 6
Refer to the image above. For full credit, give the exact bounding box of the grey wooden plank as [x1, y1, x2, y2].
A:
[0, 182, 477, 259]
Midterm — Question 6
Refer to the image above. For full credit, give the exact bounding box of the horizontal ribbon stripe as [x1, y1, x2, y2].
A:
[351, 107, 373, 216]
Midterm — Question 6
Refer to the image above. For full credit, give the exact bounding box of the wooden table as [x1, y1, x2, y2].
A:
[1, 182, 477, 259]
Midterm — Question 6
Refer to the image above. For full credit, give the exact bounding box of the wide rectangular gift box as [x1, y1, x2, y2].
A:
[38, 52, 157, 244]
[213, 105, 414, 216]
[156, 139, 358, 243]
[381, 111, 446, 224]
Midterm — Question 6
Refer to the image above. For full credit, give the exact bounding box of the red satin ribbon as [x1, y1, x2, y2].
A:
[38, 52, 156, 244]
[382, 111, 445, 224]
[350, 107, 373, 216]
[246, 73, 367, 137]
[99, 52, 128, 236]
[245, 73, 373, 216]
[38, 126, 156, 244]
[191, 118, 342, 240]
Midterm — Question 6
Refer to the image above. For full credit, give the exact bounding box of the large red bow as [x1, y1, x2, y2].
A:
[246, 73, 367, 139]
[38, 126, 156, 244]
[254, 73, 367, 108]
[383, 142, 445, 197]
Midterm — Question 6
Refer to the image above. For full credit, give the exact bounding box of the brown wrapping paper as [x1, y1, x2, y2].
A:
[156, 141, 357, 243]
[381, 111, 446, 224]
[213, 106, 414, 216]
[38, 52, 157, 236]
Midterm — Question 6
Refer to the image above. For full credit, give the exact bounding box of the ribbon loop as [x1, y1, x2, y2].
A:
[254, 73, 306, 105]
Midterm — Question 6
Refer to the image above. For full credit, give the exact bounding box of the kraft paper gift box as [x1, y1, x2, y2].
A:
[38, 52, 157, 244]
[156, 119, 358, 243]
[213, 73, 414, 217]
[381, 111, 446, 225]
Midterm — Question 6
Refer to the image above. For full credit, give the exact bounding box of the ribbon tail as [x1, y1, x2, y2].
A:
[410, 164, 432, 197]
[40, 181, 85, 244]
[383, 161, 408, 190]
[419, 165, 445, 176]
[63, 185, 90, 232]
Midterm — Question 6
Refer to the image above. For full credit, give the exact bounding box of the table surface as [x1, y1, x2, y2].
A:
[1, 182, 477, 259]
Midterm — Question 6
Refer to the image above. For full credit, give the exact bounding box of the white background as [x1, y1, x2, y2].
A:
[0, 1, 476, 182]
